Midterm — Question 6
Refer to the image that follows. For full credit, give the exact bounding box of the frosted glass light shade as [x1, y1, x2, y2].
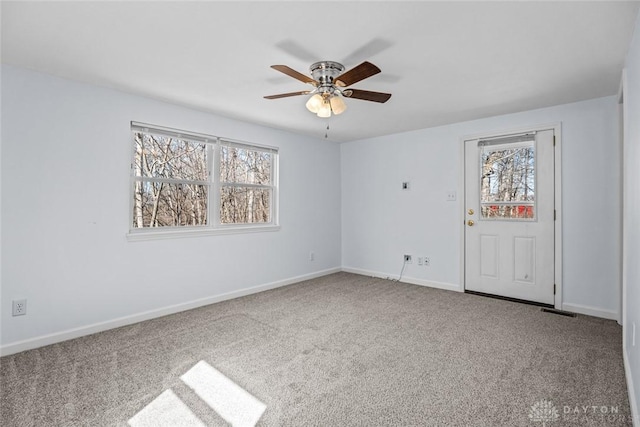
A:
[317, 100, 332, 118]
[305, 94, 323, 113]
[329, 95, 347, 115]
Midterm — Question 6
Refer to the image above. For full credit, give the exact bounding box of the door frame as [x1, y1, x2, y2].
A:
[459, 123, 563, 309]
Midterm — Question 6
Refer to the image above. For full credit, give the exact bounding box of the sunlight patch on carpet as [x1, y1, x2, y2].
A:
[128, 389, 206, 427]
[181, 360, 266, 427]
[128, 360, 265, 427]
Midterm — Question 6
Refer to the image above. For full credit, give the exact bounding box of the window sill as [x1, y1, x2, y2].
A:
[126, 225, 281, 242]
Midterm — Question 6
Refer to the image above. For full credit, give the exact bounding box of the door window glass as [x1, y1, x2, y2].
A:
[479, 140, 535, 220]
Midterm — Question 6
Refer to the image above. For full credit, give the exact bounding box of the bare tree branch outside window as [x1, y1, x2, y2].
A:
[220, 145, 272, 224]
[133, 133, 208, 228]
[480, 145, 535, 219]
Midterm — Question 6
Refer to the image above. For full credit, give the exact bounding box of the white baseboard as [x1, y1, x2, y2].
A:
[341, 266, 462, 293]
[562, 302, 619, 320]
[0, 267, 341, 357]
[624, 349, 639, 427]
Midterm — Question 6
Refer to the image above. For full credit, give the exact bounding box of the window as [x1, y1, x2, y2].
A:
[129, 122, 278, 238]
[220, 142, 274, 224]
[479, 136, 535, 220]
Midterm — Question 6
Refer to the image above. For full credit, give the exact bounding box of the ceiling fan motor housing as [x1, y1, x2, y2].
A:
[310, 61, 344, 95]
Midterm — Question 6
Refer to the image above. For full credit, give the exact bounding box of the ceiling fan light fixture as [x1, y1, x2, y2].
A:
[305, 93, 323, 113]
[317, 99, 332, 118]
[329, 93, 347, 115]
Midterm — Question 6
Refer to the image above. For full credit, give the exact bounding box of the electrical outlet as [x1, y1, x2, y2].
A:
[418, 257, 424, 266]
[425, 257, 430, 267]
[309, 251, 315, 261]
[12, 299, 27, 316]
[446, 191, 456, 201]
[404, 254, 412, 263]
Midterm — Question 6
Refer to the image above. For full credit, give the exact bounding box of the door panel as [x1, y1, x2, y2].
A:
[465, 129, 554, 305]
[513, 236, 535, 283]
[480, 235, 499, 278]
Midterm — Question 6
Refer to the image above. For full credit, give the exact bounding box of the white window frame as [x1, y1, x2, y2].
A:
[127, 122, 280, 241]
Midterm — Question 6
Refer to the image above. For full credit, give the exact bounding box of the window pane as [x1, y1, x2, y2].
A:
[481, 144, 535, 219]
[133, 132, 207, 181]
[220, 187, 271, 224]
[132, 181, 208, 228]
[481, 205, 534, 219]
[220, 146, 272, 185]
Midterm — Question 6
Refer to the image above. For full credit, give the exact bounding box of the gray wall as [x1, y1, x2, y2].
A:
[341, 95, 621, 319]
[622, 10, 640, 423]
[1, 65, 342, 352]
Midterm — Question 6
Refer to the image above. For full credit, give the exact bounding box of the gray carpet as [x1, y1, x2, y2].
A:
[0, 272, 632, 426]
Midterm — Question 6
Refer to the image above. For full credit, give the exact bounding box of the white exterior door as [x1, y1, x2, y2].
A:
[464, 129, 555, 305]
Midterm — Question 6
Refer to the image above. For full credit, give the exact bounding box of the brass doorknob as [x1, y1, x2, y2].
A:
[468, 209, 474, 215]
[467, 220, 475, 226]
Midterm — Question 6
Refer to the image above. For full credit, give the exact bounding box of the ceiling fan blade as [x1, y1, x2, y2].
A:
[335, 61, 381, 87]
[264, 90, 311, 100]
[270, 65, 317, 85]
[343, 89, 392, 103]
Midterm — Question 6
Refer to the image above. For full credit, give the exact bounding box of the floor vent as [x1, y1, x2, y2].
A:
[541, 308, 577, 317]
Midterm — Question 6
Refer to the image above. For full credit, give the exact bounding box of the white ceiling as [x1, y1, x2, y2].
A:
[2, 1, 639, 142]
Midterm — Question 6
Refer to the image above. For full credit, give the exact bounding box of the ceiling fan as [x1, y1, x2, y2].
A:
[264, 61, 392, 117]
